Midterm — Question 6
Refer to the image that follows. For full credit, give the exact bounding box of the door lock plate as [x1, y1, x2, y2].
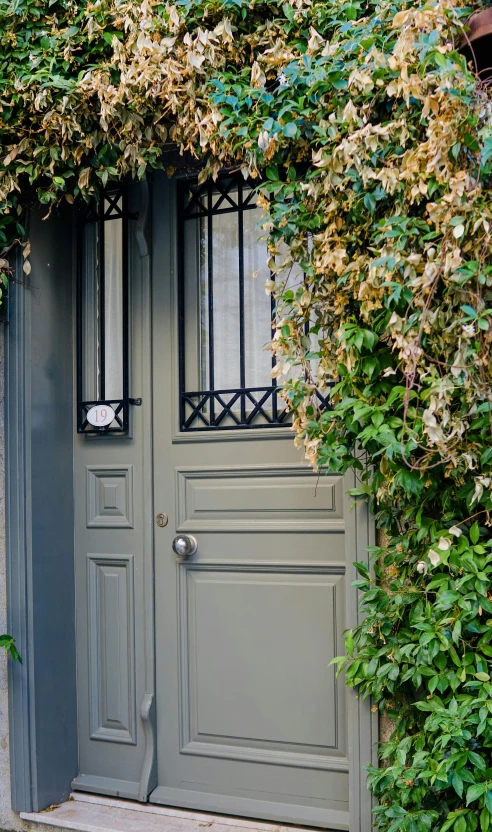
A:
[156, 512, 168, 528]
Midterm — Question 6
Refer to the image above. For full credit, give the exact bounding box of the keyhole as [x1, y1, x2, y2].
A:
[156, 513, 168, 528]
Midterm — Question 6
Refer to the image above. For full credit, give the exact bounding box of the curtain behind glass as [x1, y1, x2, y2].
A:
[103, 213, 123, 400]
[243, 207, 271, 389]
[183, 195, 273, 394]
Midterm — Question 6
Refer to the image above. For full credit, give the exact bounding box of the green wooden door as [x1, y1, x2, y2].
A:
[149, 175, 350, 829]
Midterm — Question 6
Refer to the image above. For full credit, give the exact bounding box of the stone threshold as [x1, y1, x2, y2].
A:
[20, 792, 316, 832]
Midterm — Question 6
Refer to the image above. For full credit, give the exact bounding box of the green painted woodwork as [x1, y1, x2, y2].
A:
[68, 176, 375, 829]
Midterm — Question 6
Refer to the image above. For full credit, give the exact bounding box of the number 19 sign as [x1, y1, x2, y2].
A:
[86, 404, 115, 428]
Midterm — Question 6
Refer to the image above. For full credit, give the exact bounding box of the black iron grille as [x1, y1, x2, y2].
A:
[178, 174, 331, 431]
[77, 185, 136, 435]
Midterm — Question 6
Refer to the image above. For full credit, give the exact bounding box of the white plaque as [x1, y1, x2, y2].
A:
[86, 404, 115, 428]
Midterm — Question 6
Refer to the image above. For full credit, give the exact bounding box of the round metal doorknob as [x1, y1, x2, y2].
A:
[172, 534, 198, 558]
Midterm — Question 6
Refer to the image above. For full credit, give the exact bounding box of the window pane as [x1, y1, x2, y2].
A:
[103, 210, 123, 400]
[211, 209, 240, 390]
[183, 218, 208, 392]
[243, 206, 271, 389]
[81, 222, 99, 401]
[180, 176, 294, 431]
[78, 187, 130, 435]
[183, 199, 243, 393]
[275, 244, 306, 384]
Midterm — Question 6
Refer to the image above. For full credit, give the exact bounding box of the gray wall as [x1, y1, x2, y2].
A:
[6, 205, 78, 814]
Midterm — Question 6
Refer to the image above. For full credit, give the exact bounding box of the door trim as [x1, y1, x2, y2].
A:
[345, 470, 378, 832]
[6, 207, 78, 812]
[5, 241, 36, 813]
[130, 179, 158, 802]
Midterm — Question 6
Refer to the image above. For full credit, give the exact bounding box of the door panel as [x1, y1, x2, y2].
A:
[72, 183, 155, 800]
[175, 466, 344, 532]
[87, 554, 136, 745]
[150, 174, 350, 829]
[181, 565, 344, 754]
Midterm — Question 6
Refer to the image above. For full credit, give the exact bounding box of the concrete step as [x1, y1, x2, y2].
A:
[20, 794, 312, 832]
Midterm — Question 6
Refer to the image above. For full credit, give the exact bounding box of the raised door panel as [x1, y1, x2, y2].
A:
[86, 465, 134, 528]
[178, 563, 347, 772]
[176, 465, 344, 532]
[87, 555, 136, 745]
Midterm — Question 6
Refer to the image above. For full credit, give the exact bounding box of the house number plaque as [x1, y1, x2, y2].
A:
[86, 404, 116, 428]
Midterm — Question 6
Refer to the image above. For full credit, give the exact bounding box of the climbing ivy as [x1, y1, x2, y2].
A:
[1, 0, 492, 828]
[0, 634, 20, 662]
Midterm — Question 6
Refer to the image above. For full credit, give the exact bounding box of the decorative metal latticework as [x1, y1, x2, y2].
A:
[177, 174, 332, 431]
[181, 386, 332, 431]
[80, 188, 130, 225]
[180, 174, 259, 219]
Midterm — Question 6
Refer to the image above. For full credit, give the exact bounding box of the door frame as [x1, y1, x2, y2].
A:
[5, 175, 377, 830]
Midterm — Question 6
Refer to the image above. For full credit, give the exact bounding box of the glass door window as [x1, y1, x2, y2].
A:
[178, 174, 292, 431]
[77, 187, 136, 434]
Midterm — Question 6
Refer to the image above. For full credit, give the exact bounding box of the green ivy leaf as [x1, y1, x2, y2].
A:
[482, 138, 492, 166]
[345, 631, 355, 657]
[455, 816, 467, 832]
[467, 783, 487, 805]
[471, 522, 480, 544]
[364, 192, 376, 213]
[282, 122, 298, 138]
[395, 469, 424, 497]
[282, 2, 294, 21]
[452, 773, 464, 798]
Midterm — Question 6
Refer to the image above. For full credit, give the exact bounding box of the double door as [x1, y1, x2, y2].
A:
[73, 174, 354, 830]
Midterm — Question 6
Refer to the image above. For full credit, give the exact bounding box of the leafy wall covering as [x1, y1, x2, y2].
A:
[1, 0, 491, 828]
